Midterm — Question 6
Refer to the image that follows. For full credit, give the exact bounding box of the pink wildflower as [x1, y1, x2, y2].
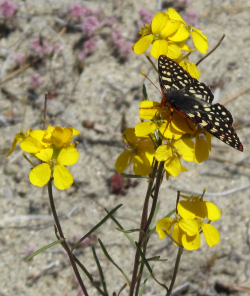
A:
[13, 53, 25, 64]
[139, 9, 153, 24]
[78, 38, 97, 60]
[114, 39, 133, 57]
[81, 16, 99, 36]
[112, 28, 122, 40]
[69, 4, 86, 17]
[29, 38, 53, 58]
[0, 0, 17, 18]
[104, 17, 116, 27]
[30, 73, 43, 89]
[184, 11, 199, 26]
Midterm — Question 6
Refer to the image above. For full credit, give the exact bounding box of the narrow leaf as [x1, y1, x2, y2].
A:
[116, 228, 144, 234]
[72, 204, 122, 250]
[104, 208, 136, 248]
[99, 239, 130, 285]
[149, 201, 160, 230]
[139, 269, 153, 296]
[135, 242, 169, 292]
[121, 173, 151, 180]
[146, 256, 168, 262]
[24, 240, 61, 262]
[92, 247, 108, 296]
[142, 84, 149, 100]
[73, 255, 106, 296]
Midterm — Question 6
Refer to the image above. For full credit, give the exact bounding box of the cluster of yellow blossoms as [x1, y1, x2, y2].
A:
[6, 126, 80, 190]
[156, 194, 221, 250]
[134, 7, 208, 79]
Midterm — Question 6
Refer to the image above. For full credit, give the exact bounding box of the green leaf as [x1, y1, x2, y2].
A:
[72, 204, 122, 250]
[121, 173, 151, 180]
[135, 242, 169, 292]
[142, 84, 149, 100]
[149, 201, 160, 230]
[73, 255, 106, 296]
[104, 208, 136, 248]
[116, 228, 144, 234]
[92, 247, 108, 296]
[146, 256, 168, 262]
[24, 240, 62, 262]
[99, 239, 130, 285]
[139, 269, 153, 296]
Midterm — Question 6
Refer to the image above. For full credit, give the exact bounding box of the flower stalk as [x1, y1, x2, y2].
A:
[47, 179, 88, 296]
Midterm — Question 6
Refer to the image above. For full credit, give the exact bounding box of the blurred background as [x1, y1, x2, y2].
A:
[1, 0, 250, 295]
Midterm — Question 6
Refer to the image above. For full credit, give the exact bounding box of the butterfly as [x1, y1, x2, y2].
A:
[158, 55, 243, 151]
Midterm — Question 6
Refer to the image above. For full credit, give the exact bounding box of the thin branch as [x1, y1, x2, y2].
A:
[47, 179, 89, 296]
[43, 92, 48, 130]
[196, 34, 226, 67]
[167, 247, 183, 296]
[145, 53, 158, 73]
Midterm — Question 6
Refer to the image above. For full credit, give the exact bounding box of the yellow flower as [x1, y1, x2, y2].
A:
[156, 208, 220, 251]
[166, 8, 208, 54]
[115, 128, 155, 175]
[155, 138, 195, 177]
[29, 145, 79, 190]
[6, 129, 45, 157]
[137, 100, 195, 140]
[43, 125, 80, 148]
[133, 12, 182, 59]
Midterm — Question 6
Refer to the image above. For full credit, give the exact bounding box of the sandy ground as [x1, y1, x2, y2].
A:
[1, 0, 250, 295]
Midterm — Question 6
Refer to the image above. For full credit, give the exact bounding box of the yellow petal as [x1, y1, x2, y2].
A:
[150, 39, 168, 59]
[156, 218, 174, 239]
[205, 202, 221, 221]
[201, 224, 220, 247]
[53, 165, 74, 190]
[6, 137, 21, 157]
[168, 25, 189, 42]
[29, 163, 51, 187]
[30, 130, 46, 143]
[161, 20, 181, 38]
[174, 139, 194, 162]
[20, 136, 43, 153]
[164, 155, 182, 177]
[133, 35, 154, 55]
[139, 101, 161, 119]
[170, 112, 193, 132]
[179, 61, 200, 79]
[53, 126, 73, 147]
[166, 43, 181, 59]
[123, 128, 137, 144]
[191, 28, 208, 54]
[194, 136, 209, 163]
[166, 8, 186, 23]
[35, 147, 53, 162]
[205, 132, 212, 151]
[135, 121, 158, 137]
[159, 122, 182, 140]
[172, 224, 183, 246]
[115, 150, 133, 173]
[71, 128, 80, 135]
[133, 153, 152, 175]
[182, 232, 201, 250]
[43, 125, 55, 140]
[57, 145, 79, 166]
[179, 219, 199, 236]
[151, 12, 168, 35]
[178, 200, 206, 220]
[155, 145, 172, 162]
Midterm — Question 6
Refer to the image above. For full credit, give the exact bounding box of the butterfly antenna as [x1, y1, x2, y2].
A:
[141, 71, 162, 96]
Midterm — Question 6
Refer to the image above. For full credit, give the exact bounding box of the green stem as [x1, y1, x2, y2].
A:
[47, 179, 89, 296]
[166, 246, 183, 296]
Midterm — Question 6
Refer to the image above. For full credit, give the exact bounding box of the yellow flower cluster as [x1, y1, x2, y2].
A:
[115, 100, 212, 178]
[6, 125, 80, 190]
[156, 194, 221, 250]
[133, 8, 208, 79]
